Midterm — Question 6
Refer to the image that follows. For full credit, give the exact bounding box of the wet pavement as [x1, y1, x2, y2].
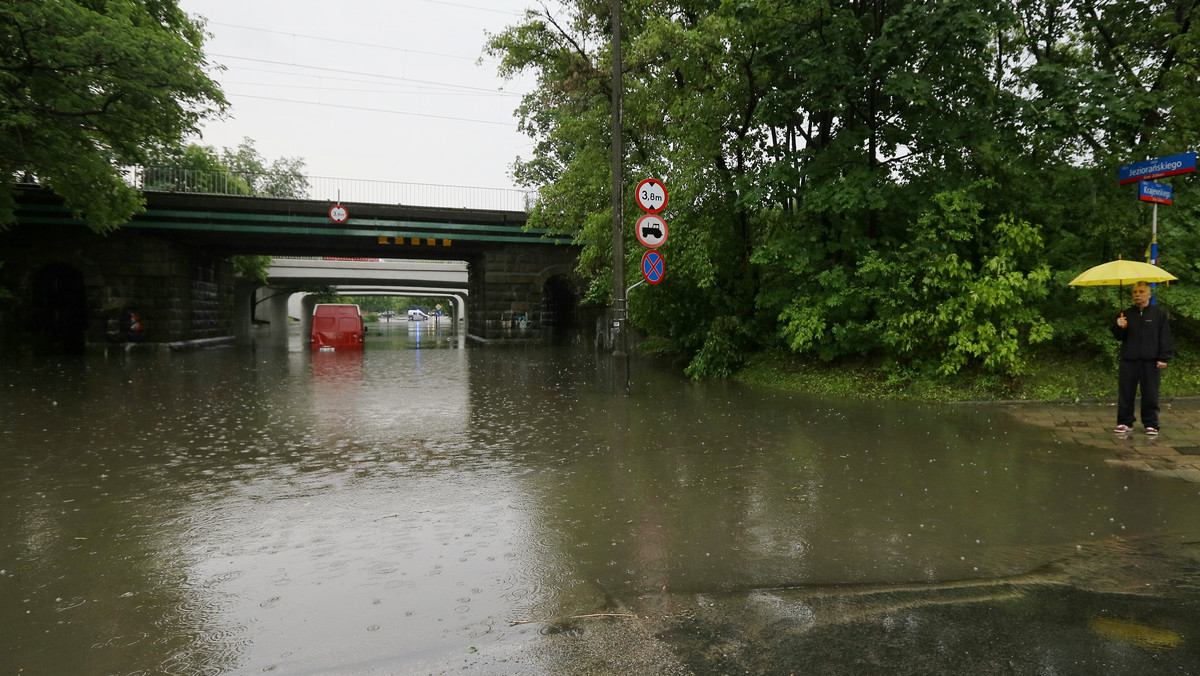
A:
[3, 331, 1200, 675]
[1004, 399, 1200, 482]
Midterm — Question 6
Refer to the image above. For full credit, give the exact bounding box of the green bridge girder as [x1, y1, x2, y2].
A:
[12, 187, 573, 259]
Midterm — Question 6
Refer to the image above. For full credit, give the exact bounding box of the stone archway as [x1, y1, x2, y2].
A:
[30, 263, 88, 353]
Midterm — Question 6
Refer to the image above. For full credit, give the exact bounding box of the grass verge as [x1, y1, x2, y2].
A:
[732, 348, 1200, 403]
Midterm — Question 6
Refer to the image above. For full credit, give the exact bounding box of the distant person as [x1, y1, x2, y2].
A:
[1111, 281, 1173, 435]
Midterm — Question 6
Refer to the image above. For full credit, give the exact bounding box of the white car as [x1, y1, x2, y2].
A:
[407, 309, 430, 321]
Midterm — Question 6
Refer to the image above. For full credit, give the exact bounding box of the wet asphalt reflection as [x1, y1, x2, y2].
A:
[2, 323, 1199, 674]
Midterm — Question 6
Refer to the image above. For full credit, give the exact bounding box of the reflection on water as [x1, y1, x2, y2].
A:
[366, 318, 462, 351]
[2, 332, 1200, 674]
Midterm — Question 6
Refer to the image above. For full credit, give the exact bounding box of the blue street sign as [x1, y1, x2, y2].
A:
[1139, 181, 1173, 205]
[1119, 152, 1196, 184]
[641, 250, 664, 285]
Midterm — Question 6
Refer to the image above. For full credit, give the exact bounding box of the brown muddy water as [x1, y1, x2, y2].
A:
[3, 322, 1200, 675]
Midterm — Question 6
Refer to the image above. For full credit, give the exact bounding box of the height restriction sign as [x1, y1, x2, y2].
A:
[635, 178, 668, 213]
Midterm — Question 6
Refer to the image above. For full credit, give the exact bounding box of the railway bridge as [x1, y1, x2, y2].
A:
[0, 183, 582, 351]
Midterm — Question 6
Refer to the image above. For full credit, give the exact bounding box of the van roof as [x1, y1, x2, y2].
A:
[312, 303, 361, 313]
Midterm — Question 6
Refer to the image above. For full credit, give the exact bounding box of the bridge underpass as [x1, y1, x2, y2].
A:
[253, 258, 469, 347]
[3, 186, 583, 350]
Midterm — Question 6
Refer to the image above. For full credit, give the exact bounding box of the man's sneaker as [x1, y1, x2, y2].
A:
[1114, 424, 1133, 433]
[1146, 427, 1159, 436]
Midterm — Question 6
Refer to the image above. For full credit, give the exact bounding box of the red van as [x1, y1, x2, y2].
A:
[310, 303, 365, 351]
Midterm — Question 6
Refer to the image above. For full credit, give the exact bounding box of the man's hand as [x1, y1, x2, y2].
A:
[1117, 314, 1127, 328]
[1158, 361, 1169, 370]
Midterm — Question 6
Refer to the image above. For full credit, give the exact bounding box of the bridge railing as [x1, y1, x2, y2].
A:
[121, 167, 534, 212]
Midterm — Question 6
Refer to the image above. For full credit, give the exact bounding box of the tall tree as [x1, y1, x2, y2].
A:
[143, 137, 310, 200]
[0, 0, 225, 232]
[490, 0, 1200, 377]
[221, 137, 310, 199]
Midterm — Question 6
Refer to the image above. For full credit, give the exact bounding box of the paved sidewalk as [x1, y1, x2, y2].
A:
[1003, 400, 1200, 482]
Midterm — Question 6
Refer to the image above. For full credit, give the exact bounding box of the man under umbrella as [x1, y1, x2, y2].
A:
[1112, 282, 1174, 435]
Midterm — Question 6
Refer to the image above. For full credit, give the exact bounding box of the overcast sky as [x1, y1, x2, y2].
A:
[177, 0, 540, 192]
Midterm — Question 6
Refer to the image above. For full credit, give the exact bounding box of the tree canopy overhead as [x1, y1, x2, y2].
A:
[0, 0, 226, 231]
[488, 0, 1200, 378]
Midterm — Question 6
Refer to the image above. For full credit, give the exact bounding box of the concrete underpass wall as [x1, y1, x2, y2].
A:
[0, 226, 235, 351]
[467, 244, 582, 343]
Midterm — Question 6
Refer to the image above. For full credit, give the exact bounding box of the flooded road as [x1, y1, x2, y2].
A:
[3, 322, 1200, 674]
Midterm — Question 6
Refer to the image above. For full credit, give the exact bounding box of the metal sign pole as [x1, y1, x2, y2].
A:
[1151, 201, 1159, 304]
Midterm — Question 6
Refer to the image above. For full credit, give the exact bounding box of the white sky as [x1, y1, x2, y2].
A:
[177, 0, 539, 192]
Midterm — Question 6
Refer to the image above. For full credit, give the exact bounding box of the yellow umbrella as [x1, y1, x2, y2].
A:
[1068, 259, 1178, 286]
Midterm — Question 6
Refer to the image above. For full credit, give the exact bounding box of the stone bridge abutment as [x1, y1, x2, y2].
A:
[0, 226, 235, 352]
[466, 244, 580, 343]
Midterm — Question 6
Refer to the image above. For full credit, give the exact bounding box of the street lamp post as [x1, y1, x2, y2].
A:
[610, 0, 628, 395]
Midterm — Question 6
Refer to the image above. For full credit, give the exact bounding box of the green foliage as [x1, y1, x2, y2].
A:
[145, 138, 309, 198]
[0, 0, 226, 232]
[232, 255, 273, 284]
[489, 0, 1200, 381]
[737, 343, 1200, 403]
[144, 144, 252, 194]
[683, 315, 755, 379]
[220, 138, 310, 198]
[863, 186, 1053, 376]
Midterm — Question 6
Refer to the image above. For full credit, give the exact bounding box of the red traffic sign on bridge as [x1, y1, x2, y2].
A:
[635, 178, 668, 213]
[641, 250, 665, 284]
[329, 204, 349, 223]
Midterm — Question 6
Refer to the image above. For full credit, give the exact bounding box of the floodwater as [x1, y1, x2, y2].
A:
[3, 322, 1200, 675]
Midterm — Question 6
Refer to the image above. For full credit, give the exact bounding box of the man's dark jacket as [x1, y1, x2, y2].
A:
[1111, 303, 1174, 362]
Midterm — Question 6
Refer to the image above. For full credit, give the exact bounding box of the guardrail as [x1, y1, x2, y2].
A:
[119, 167, 534, 212]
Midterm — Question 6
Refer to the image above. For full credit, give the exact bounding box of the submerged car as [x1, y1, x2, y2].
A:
[310, 303, 365, 351]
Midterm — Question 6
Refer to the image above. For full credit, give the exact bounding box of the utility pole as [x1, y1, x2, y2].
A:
[609, 0, 628, 395]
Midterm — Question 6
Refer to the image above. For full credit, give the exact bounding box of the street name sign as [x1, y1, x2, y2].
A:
[635, 214, 668, 248]
[1119, 152, 1197, 184]
[1139, 181, 1173, 205]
